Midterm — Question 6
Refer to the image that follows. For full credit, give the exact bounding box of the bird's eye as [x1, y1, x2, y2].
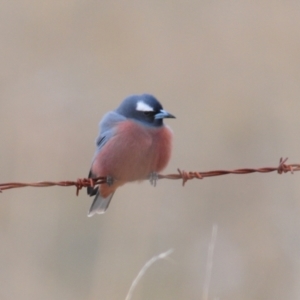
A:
[143, 111, 155, 117]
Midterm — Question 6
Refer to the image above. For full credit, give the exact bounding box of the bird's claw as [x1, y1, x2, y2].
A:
[106, 175, 114, 186]
[149, 172, 158, 187]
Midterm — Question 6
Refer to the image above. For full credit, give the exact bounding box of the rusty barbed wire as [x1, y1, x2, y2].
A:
[0, 158, 299, 195]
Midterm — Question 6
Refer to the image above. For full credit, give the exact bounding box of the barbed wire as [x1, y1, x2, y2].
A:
[0, 158, 299, 196]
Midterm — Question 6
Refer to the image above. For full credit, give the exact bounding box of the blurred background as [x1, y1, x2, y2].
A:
[1, 1, 300, 299]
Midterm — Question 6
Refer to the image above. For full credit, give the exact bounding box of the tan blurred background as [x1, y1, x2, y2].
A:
[1, 1, 300, 299]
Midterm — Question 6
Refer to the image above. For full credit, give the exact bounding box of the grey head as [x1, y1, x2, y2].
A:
[115, 94, 175, 127]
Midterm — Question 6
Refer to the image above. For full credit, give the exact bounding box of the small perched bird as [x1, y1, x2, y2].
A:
[87, 94, 175, 217]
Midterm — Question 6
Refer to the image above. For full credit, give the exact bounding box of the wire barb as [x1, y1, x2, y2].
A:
[0, 158, 299, 195]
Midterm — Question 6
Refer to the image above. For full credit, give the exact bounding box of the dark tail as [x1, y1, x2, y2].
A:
[87, 190, 114, 217]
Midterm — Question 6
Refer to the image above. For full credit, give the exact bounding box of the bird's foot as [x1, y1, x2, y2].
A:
[106, 175, 114, 186]
[149, 172, 158, 187]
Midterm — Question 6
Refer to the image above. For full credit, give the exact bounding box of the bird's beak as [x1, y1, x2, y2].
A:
[155, 109, 176, 120]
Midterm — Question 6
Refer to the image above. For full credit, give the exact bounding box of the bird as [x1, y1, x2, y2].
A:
[87, 94, 175, 217]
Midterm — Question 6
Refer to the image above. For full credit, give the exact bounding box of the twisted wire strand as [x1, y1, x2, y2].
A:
[0, 158, 299, 195]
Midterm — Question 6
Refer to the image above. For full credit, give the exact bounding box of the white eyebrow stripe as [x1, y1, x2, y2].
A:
[136, 101, 154, 112]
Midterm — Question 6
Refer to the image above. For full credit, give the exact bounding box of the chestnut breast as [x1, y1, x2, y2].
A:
[92, 120, 173, 182]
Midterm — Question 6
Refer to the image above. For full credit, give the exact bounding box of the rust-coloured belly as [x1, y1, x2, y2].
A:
[92, 120, 173, 182]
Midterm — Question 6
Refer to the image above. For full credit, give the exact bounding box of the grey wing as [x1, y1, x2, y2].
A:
[87, 111, 125, 215]
[87, 133, 108, 196]
[87, 111, 125, 197]
[94, 111, 126, 154]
